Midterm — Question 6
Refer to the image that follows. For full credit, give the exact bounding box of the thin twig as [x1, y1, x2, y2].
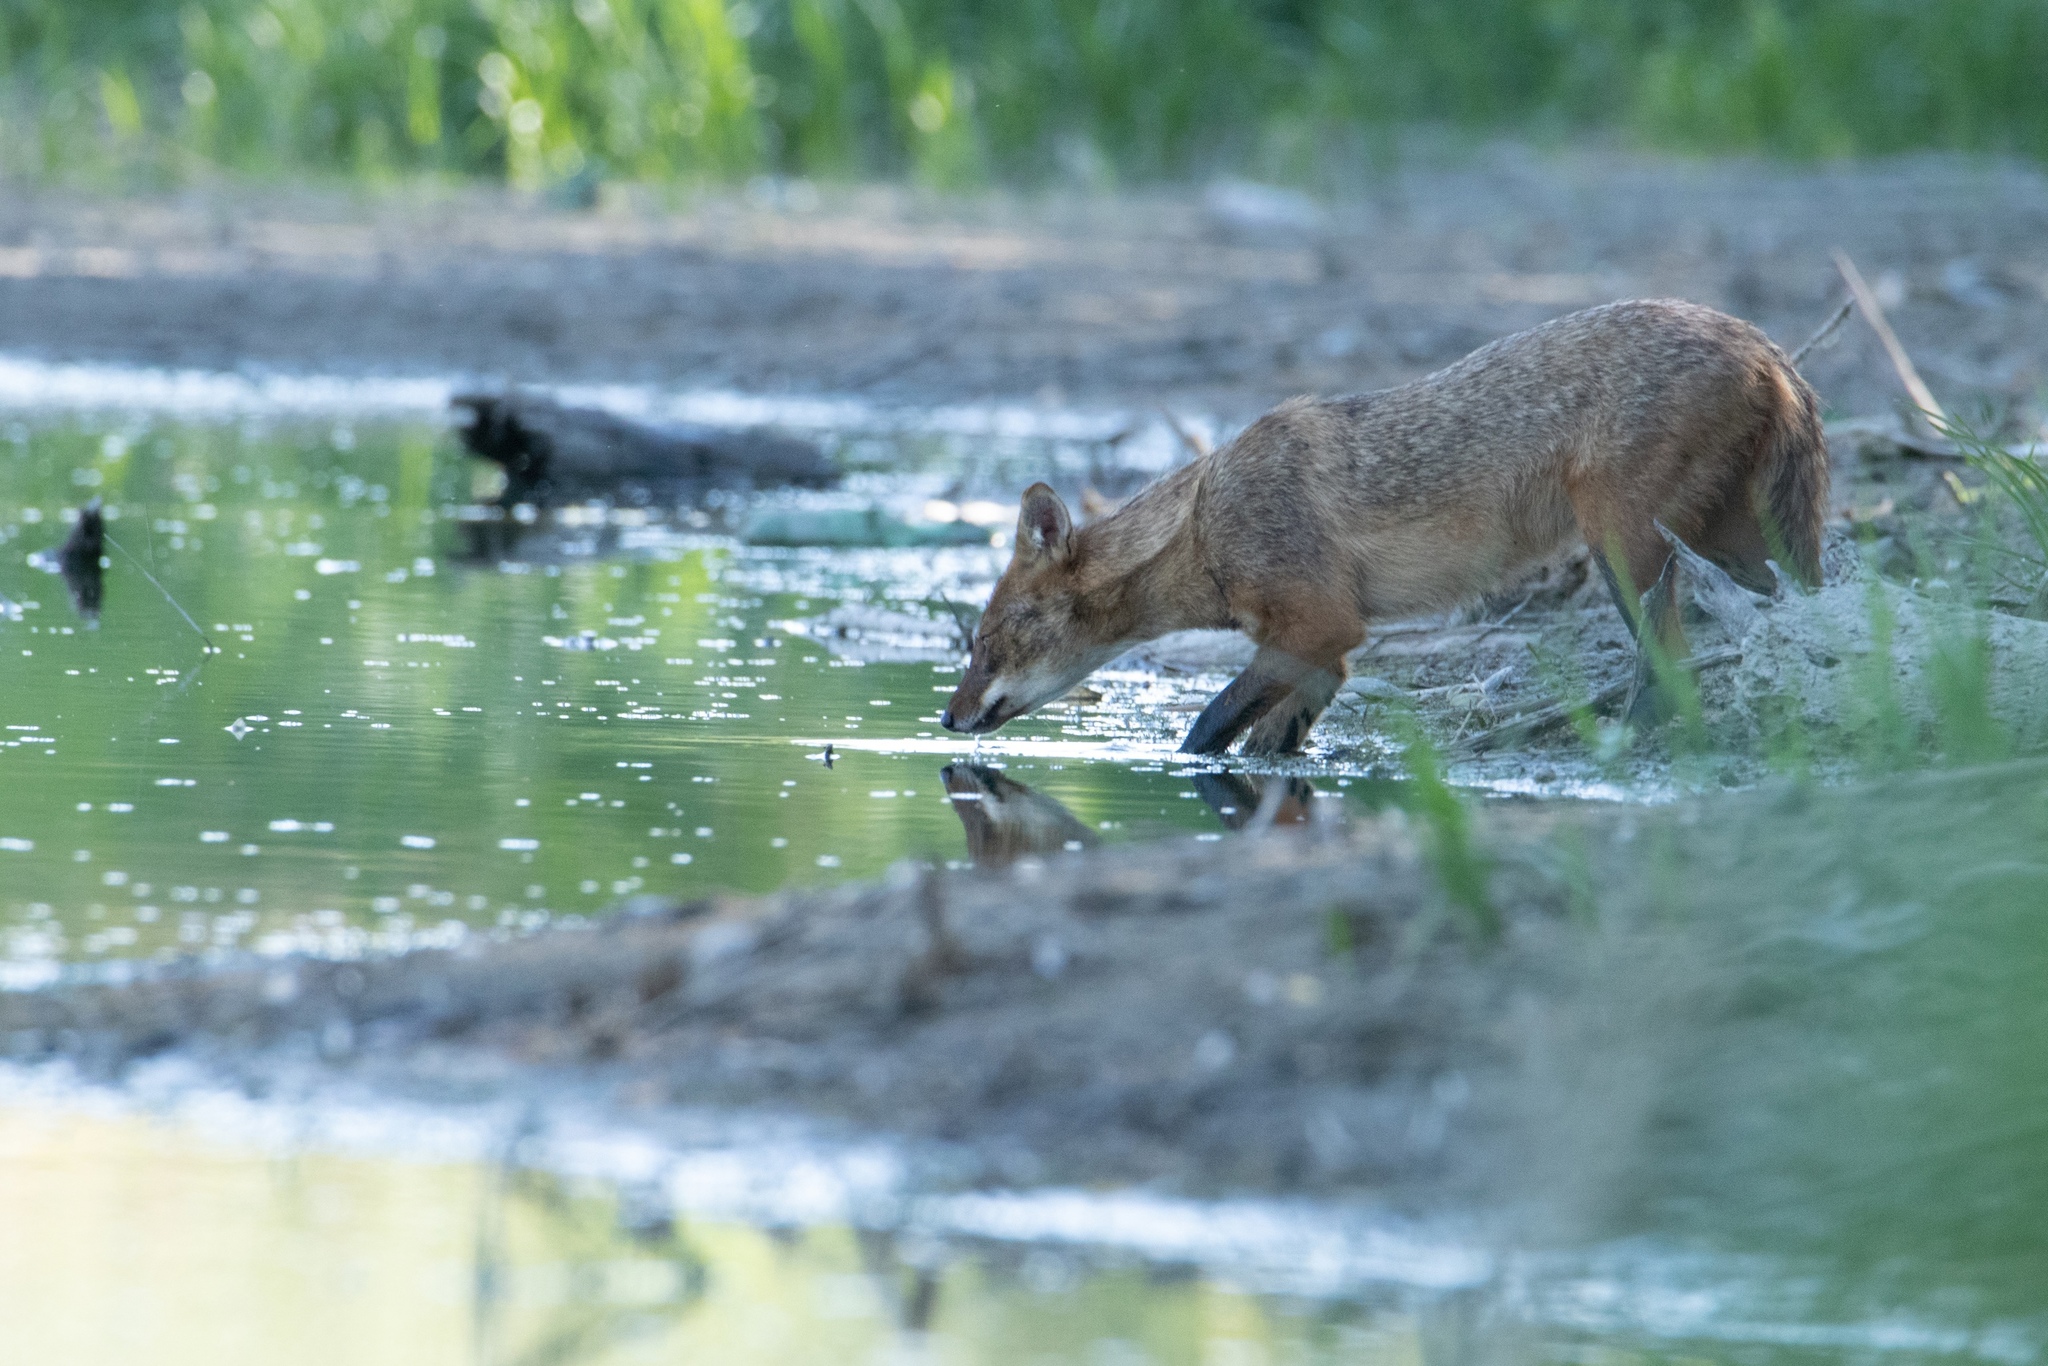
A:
[1450, 707, 1480, 745]
[1788, 296, 1854, 366]
[1493, 591, 1535, 628]
[937, 595, 976, 651]
[1405, 664, 1517, 702]
[1159, 408, 1211, 461]
[1832, 249, 1946, 424]
[1471, 590, 1536, 645]
[103, 534, 215, 651]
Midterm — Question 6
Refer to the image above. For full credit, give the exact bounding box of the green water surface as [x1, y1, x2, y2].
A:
[0, 415, 1400, 973]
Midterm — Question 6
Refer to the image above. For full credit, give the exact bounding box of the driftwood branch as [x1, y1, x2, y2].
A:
[1453, 647, 1743, 755]
[1832, 249, 1946, 425]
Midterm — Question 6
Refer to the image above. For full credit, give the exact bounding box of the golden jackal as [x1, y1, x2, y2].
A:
[940, 299, 1827, 755]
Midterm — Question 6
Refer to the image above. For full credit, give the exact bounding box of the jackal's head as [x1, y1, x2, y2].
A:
[940, 762, 1099, 866]
[941, 484, 1119, 735]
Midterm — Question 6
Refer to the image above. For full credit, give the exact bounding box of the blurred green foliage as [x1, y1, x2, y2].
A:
[5, 0, 2048, 190]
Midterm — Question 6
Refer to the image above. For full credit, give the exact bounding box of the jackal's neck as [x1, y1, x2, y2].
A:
[1070, 461, 1227, 644]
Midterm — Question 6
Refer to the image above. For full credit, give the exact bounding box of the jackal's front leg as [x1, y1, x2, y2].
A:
[1180, 654, 1299, 755]
[1180, 642, 1349, 756]
[1239, 670, 1344, 755]
[1181, 590, 1365, 756]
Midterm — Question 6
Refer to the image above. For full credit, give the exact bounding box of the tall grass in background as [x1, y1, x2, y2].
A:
[5, 0, 2048, 191]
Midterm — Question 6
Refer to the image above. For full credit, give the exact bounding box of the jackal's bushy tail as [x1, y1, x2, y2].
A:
[1762, 358, 1829, 587]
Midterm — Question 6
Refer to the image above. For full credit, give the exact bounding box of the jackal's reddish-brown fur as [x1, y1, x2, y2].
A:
[942, 299, 1828, 755]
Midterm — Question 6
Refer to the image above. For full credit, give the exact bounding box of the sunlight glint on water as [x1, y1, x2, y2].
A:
[0, 415, 1400, 977]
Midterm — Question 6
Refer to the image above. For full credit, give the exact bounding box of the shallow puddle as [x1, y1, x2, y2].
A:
[3, 1056, 2030, 1366]
[0, 414, 1414, 978]
[0, 1101, 1436, 1366]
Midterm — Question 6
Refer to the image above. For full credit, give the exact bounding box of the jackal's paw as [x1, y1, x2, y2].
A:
[1239, 706, 1315, 756]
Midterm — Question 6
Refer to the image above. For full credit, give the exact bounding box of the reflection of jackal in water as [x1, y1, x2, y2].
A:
[941, 300, 1827, 756]
[940, 764, 1098, 868]
[1190, 772, 1316, 830]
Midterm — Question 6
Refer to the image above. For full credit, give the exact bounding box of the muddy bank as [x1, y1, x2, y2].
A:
[2, 812, 1598, 1206]
[2, 152, 2045, 421]
[0, 753, 2031, 1220]
[6, 757, 2044, 1256]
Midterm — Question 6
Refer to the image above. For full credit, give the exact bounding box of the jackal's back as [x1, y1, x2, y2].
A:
[1198, 299, 1827, 614]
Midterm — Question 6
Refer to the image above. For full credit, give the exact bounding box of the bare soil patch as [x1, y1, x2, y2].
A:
[1, 151, 2044, 427]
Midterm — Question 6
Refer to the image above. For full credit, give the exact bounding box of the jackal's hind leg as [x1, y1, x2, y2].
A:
[1620, 553, 1683, 727]
[1239, 669, 1344, 756]
[1590, 546, 1685, 725]
[1691, 492, 1777, 595]
[1591, 548, 1641, 643]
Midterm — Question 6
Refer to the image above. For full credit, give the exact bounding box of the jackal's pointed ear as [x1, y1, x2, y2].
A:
[1016, 483, 1073, 564]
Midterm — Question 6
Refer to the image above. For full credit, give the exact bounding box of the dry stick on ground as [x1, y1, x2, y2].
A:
[1448, 665, 1520, 745]
[1832, 249, 1947, 426]
[1470, 591, 1537, 647]
[1789, 296, 1854, 366]
[1830, 249, 1976, 505]
[1405, 664, 1518, 702]
[1359, 617, 1540, 656]
[1452, 648, 1743, 755]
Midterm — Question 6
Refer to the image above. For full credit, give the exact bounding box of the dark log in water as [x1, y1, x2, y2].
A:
[451, 392, 837, 507]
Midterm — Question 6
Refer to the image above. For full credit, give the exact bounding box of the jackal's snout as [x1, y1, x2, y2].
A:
[939, 658, 978, 733]
[938, 673, 1009, 734]
[937, 705, 986, 734]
